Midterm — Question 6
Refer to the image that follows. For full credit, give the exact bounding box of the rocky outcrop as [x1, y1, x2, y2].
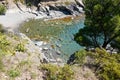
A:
[3, 0, 84, 18]
[37, 0, 84, 16]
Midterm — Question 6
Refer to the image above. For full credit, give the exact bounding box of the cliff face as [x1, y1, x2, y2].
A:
[37, 0, 84, 16]
[1, 0, 84, 16]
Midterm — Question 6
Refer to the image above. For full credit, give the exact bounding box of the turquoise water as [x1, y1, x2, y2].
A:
[50, 20, 84, 61]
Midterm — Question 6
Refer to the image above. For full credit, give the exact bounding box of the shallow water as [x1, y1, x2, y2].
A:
[50, 20, 84, 61]
[20, 18, 85, 62]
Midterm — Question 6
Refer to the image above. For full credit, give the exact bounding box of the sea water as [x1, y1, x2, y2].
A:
[50, 20, 84, 61]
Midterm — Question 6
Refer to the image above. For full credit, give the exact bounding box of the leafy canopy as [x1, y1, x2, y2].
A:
[75, 0, 120, 49]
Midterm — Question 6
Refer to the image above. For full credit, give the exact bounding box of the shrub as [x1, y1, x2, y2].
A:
[89, 48, 120, 80]
[74, 50, 87, 65]
[41, 64, 74, 80]
[41, 64, 58, 80]
[16, 43, 26, 52]
[8, 69, 20, 78]
[68, 49, 87, 65]
[0, 33, 9, 52]
[58, 65, 74, 80]
[0, 24, 5, 33]
[0, 4, 6, 15]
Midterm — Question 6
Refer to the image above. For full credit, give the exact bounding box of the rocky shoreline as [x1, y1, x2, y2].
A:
[17, 33, 64, 65]
[0, 0, 84, 30]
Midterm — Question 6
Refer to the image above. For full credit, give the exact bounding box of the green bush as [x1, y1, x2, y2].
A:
[0, 24, 5, 33]
[8, 69, 20, 78]
[57, 65, 74, 80]
[16, 43, 26, 52]
[0, 33, 9, 52]
[74, 50, 87, 65]
[41, 64, 74, 80]
[0, 4, 6, 15]
[89, 48, 120, 80]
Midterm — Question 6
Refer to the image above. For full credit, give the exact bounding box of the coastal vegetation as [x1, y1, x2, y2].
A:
[7, 69, 20, 78]
[0, 33, 10, 53]
[68, 49, 87, 66]
[0, 25, 43, 79]
[73, 0, 120, 80]
[88, 48, 120, 80]
[15, 43, 26, 52]
[75, 0, 120, 49]
[0, 4, 6, 15]
[72, 50, 86, 65]
[71, 49, 120, 80]
[41, 64, 74, 80]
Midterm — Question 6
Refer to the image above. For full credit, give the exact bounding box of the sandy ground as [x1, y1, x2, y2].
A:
[0, 9, 36, 30]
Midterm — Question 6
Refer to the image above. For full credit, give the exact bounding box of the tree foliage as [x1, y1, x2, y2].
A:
[75, 0, 120, 49]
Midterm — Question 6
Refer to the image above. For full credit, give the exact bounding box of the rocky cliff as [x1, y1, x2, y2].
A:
[37, 0, 84, 16]
[1, 0, 84, 17]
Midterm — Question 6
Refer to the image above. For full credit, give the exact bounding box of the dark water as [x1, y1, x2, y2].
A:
[50, 20, 84, 61]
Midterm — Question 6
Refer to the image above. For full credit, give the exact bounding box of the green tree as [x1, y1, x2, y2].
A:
[75, 0, 120, 49]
